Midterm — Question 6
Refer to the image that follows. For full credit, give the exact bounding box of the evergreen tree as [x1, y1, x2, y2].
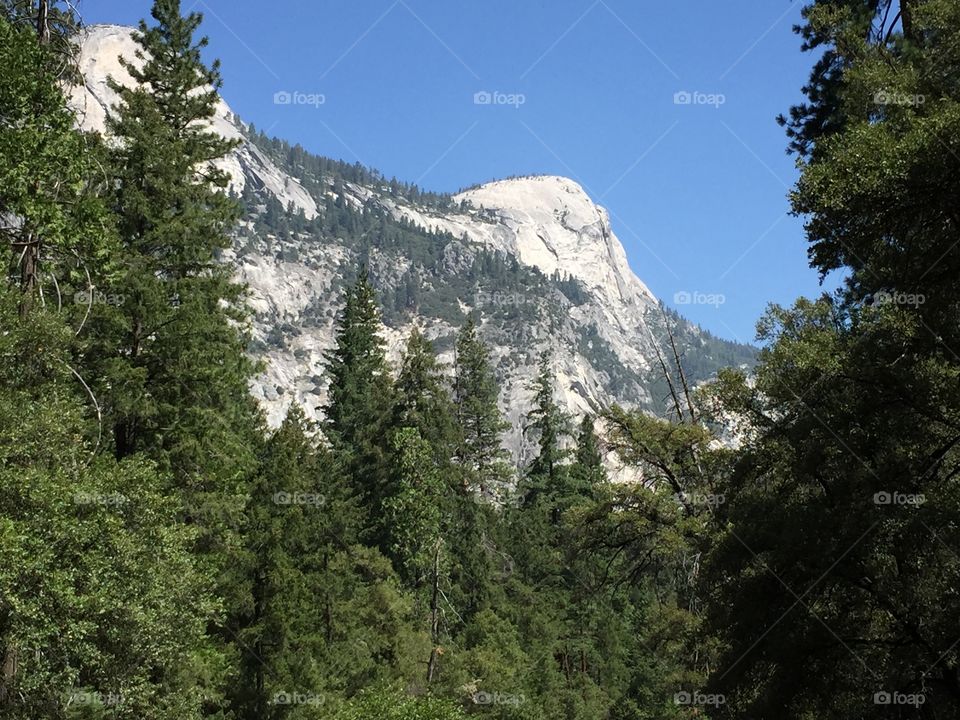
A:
[452, 314, 511, 497]
[95, 0, 258, 466]
[393, 326, 457, 466]
[446, 315, 512, 619]
[84, 1, 263, 711]
[521, 350, 573, 514]
[232, 406, 330, 719]
[383, 428, 446, 587]
[569, 415, 606, 492]
[324, 268, 395, 541]
[382, 428, 450, 684]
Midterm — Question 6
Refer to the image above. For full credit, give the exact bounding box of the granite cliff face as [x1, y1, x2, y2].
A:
[70, 24, 754, 468]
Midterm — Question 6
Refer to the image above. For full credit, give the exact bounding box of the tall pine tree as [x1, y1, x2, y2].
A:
[85, 2, 263, 711]
[323, 268, 395, 542]
[452, 314, 510, 497]
[393, 326, 458, 467]
[521, 350, 573, 514]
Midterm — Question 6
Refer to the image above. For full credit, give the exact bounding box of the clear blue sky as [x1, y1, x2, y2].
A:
[81, 0, 839, 344]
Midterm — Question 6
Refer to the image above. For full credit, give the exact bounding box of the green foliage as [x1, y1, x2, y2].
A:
[18, 0, 960, 717]
[521, 351, 573, 511]
[383, 428, 447, 586]
[393, 327, 458, 466]
[323, 268, 396, 542]
[94, 0, 258, 464]
[453, 315, 512, 497]
[230, 406, 332, 718]
[699, 2, 960, 717]
[329, 686, 466, 720]
[569, 416, 607, 490]
[0, 14, 110, 316]
[0, 288, 220, 720]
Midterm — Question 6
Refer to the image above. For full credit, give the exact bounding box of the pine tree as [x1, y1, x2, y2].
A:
[570, 415, 606, 490]
[702, 2, 960, 716]
[382, 427, 450, 684]
[445, 315, 512, 619]
[231, 406, 332, 719]
[522, 350, 572, 513]
[94, 0, 258, 466]
[383, 428, 446, 585]
[83, 2, 262, 711]
[452, 314, 511, 497]
[324, 268, 395, 539]
[393, 326, 457, 466]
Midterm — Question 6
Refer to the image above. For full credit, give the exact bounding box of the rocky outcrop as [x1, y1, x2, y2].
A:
[69, 25, 751, 470]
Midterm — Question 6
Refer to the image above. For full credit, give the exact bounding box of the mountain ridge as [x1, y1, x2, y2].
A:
[69, 23, 756, 467]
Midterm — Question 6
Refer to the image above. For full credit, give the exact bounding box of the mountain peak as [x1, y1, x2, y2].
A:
[67, 23, 755, 462]
[446, 174, 653, 306]
[457, 174, 595, 219]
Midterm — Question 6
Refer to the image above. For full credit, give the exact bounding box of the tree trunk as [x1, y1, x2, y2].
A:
[900, 0, 914, 42]
[17, 4, 51, 318]
[37, 0, 50, 45]
[17, 232, 38, 319]
[323, 551, 333, 644]
[426, 540, 442, 684]
[0, 643, 18, 704]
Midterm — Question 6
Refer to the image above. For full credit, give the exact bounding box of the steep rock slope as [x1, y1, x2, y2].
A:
[70, 24, 755, 467]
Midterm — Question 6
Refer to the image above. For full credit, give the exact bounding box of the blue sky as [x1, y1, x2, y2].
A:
[81, 0, 838, 343]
